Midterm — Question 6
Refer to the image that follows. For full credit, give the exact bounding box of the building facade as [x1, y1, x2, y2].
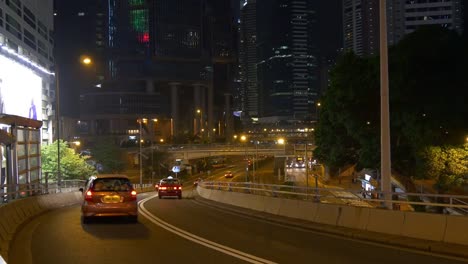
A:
[0, 0, 55, 194]
[256, 0, 319, 122]
[343, 0, 464, 57]
[74, 0, 237, 145]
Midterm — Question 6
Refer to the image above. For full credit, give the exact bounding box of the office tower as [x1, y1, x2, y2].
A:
[76, 0, 236, 143]
[257, 0, 319, 121]
[343, 0, 464, 57]
[239, 0, 258, 119]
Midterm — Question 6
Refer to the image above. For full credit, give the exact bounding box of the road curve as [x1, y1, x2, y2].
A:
[9, 192, 467, 264]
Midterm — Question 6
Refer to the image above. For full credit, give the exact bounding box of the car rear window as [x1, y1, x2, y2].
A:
[160, 179, 180, 185]
[92, 178, 132, 192]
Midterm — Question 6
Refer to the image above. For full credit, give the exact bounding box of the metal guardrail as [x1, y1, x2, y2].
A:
[199, 181, 468, 214]
[0, 181, 154, 205]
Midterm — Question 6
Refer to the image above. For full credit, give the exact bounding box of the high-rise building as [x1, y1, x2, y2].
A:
[76, 0, 237, 144]
[239, 0, 258, 119]
[256, 0, 319, 121]
[343, 0, 380, 56]
[0, 0, 55, 194]
[0, 0, 55, 142]
[343, 0, 464, 57]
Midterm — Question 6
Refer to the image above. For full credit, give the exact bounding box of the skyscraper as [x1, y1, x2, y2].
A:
[256, 0, 319, 121]
[343, 0, 464, 57]
[76, 0, 237, 144]
[239, 0, 258, 119]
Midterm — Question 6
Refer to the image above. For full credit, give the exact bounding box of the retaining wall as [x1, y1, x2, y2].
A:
[0, 192, 82, 262]
[197, 187, 468, 246]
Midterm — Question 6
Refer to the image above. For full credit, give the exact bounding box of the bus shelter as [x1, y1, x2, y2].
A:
[0, 114, 42, 201]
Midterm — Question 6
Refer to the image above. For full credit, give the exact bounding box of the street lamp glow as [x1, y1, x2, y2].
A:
[317, 102, 321, 107]
[81, 57, 92, 65]
[160, 138, 164, 143]
[72, 141, 81, 146]
[240, 135, 247, 142]
[196, 109, 201, 114]
[233, 135, 238, 139]
[277, 138, 285, 145]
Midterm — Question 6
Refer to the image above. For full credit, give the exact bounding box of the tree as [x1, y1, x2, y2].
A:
[41, 140, 96, 181]
[314, 26, 468, 184]
[417, 144, 468, 193]
[91, 137, 126, 173]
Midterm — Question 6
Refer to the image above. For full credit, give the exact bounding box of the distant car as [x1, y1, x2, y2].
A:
[158, 176, 182, 199]
[80, 174, 138, 224]
[224, 171, 233, 178]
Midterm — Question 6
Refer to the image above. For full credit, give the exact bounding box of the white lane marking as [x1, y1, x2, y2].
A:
[138, 195, 277, 264]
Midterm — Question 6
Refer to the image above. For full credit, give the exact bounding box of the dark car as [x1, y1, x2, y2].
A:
[80, 174, 138, 224]
[158, 176, 182, 199]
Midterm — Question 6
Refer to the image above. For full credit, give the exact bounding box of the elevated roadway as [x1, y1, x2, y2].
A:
[8, 192, 467, 264]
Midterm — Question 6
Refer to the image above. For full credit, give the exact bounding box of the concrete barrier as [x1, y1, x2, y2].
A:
[366, 208, 405, 236]
[444, 215, 468, 245]
[197, 186, 468, 250]
[314, 204, 342, 226]
[337, 206, 370, 230]
[263, 196, 282, 215]
[402, 212, 447, 242]
[0, 192, 81, 262]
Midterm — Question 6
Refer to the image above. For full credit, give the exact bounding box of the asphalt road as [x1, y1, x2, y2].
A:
[8, 192, 467, 264]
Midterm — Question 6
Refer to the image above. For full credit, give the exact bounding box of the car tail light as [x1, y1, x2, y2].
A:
[85, 190, 93, 202]
[159, 186, 167, 190]
[178, 186, 182, 190]
[155, 184, 159, 189]
[129, 190, 137, 201]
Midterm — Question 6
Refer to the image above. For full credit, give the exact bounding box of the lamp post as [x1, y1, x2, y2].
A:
[277, 138, 286, 181]
[55, 66, 61, 192]
[56, 56, 92, 192]
[240, 135, 248, 182]
[151, 118, 158, 184]
[139, 118, 147, 188]
[380, 0, 392, 209]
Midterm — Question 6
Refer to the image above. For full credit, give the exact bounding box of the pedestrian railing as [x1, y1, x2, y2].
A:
[199, 181, 468, 214]
[1, 181, 154, 205]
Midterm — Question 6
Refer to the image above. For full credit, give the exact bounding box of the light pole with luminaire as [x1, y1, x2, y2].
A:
[277, 138, 286, 181]
[56, 55, 92, 192]
[380, 0, 392, 209]
[240, 135, 249, 182]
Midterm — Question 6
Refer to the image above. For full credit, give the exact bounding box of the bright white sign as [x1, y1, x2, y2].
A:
[0, 54, 42, 120]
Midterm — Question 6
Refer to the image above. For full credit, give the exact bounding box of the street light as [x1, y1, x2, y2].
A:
[240, 135, 249, 182]
[56, 55, 93, 192]
[277, 138, 286, 181]
[138, 118, 148, 189]
[151, 118, 158, 184]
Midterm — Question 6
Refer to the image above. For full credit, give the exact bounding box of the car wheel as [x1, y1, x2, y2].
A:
[178, 194, 182, 199]
[158, 193, 162, 199]
[81, 215, 91, 224]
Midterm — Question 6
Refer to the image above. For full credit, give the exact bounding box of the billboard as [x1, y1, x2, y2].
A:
[0, 54, 42, 120]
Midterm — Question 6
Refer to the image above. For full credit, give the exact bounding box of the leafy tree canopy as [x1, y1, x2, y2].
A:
[314, 26, 468, 181]
[41, 140, 96, 181]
